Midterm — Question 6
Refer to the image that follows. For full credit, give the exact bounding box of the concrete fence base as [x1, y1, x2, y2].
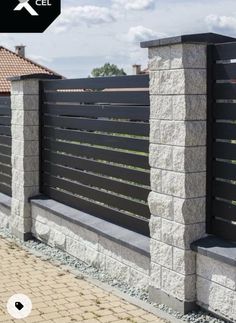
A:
[31, 199, 150, 291]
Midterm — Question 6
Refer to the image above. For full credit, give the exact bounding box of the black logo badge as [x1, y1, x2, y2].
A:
[0, 0, 61, 32]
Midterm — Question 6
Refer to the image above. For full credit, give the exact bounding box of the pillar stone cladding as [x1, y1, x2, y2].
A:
[9, 74, 61, 241]
[145, 41, 208, 313]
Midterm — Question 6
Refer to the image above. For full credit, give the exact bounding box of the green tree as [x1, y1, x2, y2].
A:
[91, 63, 127, 77]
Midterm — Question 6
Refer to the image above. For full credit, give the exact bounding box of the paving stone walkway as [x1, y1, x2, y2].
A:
[0, 237, 166, 323]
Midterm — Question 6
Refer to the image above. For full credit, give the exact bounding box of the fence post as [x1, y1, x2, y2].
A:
[141, 33, 233, 313]
[9, 74, 60, 240]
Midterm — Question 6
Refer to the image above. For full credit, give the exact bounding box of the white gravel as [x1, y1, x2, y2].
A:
[0, 227, 227, 323]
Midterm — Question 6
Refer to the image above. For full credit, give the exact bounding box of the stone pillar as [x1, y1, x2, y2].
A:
[140, 34, 233, 313]
[9, 74, 60, 240]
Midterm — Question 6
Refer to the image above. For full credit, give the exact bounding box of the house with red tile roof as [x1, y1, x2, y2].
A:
[0, 45, 61, 95]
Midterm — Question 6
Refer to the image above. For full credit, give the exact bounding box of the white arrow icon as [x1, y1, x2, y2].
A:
[14, 0, 38, 16]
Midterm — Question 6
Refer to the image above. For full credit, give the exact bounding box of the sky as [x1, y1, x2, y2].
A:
[2, 0, 236, 77]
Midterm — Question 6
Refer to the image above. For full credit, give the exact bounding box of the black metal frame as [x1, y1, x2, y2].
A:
[0, 96, 12, 196]
[39, 75, 151, 236]
[206, 42, 236, 242]
[206, 44, 214, 234]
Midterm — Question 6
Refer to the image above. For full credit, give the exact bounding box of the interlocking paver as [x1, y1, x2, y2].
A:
[0, 236, 167, 322]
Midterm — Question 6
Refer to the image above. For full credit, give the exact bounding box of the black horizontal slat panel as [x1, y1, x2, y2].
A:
[43, 127, 149, 152]
[43, 104, 150, 121]
[0, 117, 10, 126]
[213, 142, 236, 160]
[41, 76, 150, 235]
[0, 126, 10, 136]
[208, 43, 236, 242]
[43, 162, 149, 201]
[43, 75, 149, 91]
[0, 97, 10, 106]
[44, 139, 149, 169]
[214, 83, 236, 99]
[44, 115, 149, 136]
[0, 144, 11, 156]
[0, 183, 11, 196]
[211, 219, 236, 242]
[213, 63, 236, 80]
[213, 180, 236, 201]
[0, 154, 11, 165]
[0, 116, 10, 126]
[0, 108, 11, 116]
[0, 135, 11, 146]
[213, 103, 236, 120]
[0, 172, 11, 185]
[213, 160, 236, 180]
[0, 164, 11, 176]
[0, 96, 11, 197]
[213, 42, 236, 60]
[212, 199, 236, 222]
[42, 187, 150, 236]
[43, 175, 150, 218]
[43, 151, 150, 186]
[213, 122, 236, 139]
[43, 91, 150, 105]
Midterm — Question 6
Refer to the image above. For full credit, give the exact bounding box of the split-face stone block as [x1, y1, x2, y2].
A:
[197, 277, 236, 320]
[161, 171, 206, 198]
[173, 248, 196, 275]
[148, 44, 206, 71]
[11, 125, 39, 141]
[172, 146, 206, 172]
[150, 145, 206, 172]
[12, 140, 39, 157]
[173, 197, 205, 224]
[161, 219, 205, 249]
[149, 144, 173, 170]
[11, 79, 39, 95]
[12, 110, 39, 126]
[162, 267, 196, 301]
[148, 192, 173, 220]
[197, 255, 236, 291]
[150, 95, 207, 121]
[150, 70, 206, 95]
[150, 95, 173, 120]
[12, 155, 39, 172]
[150, 120, 206, 146]
[149, 215, 162, 241]
[11, 95, 39, 111]
[170, 44, 206, 69]
[150, 262, 161, 288]
[12, 169, 39, 187]
[172, 95, 207, 121]
[150, 239, 173, 269]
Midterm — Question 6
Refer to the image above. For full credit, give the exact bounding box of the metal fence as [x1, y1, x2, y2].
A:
[40, 75, 151, 236]
[0, 96, 11, 196]
[207, 42, 236, 242]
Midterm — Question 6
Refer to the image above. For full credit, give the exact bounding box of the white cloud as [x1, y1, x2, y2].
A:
[53, 5, 116, 33]
[0, 34, 16, 49]
[28, 54, 53, 64]
[112, 0, 155, 11]
[124, 26, 164, 43]
[205, 14, 236, 33]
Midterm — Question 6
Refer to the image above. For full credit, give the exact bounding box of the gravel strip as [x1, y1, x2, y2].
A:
[0, 227, 226, 323]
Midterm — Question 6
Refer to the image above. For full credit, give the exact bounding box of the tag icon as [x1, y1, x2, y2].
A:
[14, 0, 38, 16]
[15, 302, 24, 311]
[7, 294, 32, 319]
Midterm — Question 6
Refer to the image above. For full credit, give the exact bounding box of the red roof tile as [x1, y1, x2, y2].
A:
[0, 46, 61, 93]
